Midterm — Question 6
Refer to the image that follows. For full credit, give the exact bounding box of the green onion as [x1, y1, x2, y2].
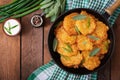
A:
[66, 43, 73, 52]
[0, 0, 24, 11]
[73, 14, 86, 20]
[88, 35, 100, 40]
[62, 43, 73, 53]
[0, 10, 9, 16]
[0, 0, 43, 23]
[4, 27, 12, 34]
[13, 0, 42, 15]
[24, 0, 38, 8]
[13, 5, 41, 18]
[10, 25, 18, 29]
[87, 17, 90, 28]
[60, 55, 70, 60]
[6, 0, 31, 13]
[89, 48, 100, 57]
[0, 0, 19, 9]
[75, 26, 80, 34]
[60, 0, 65, 13]
[53, 38, 58, 52]
[62, 47, 72, 53]
[8, 22, 11, 31]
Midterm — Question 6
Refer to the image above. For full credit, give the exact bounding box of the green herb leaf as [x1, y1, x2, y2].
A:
[40, 1, 54, 9]
[10, 25, 18, 29]
[8, 22, 11, 31]
[87, 17, 90, 28]
[60, 0, 65, 13]
[62, 43, 73, 53]
[75, 26, 80, 35]
[62, 47, 72, 53]
[73, 14, 86, 20]
[4, 27, 12, 34]
[89, 48, 100, 57]
[53, 38, 58, 52]
[66, 43, 73, 52]
[88, 35, 100, 40]
[60, 55, 70, 60]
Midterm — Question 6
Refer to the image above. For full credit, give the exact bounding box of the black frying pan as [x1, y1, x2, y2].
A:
[48, 0, 120, 74]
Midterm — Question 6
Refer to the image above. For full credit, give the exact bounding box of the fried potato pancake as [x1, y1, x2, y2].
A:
[75, 11, 96, 35]
[96, 40, 110, 56]
[60, 52, 83, 68]
[82, 51, 100, 70]
[94, 21, 109, 40]
[57, 42, 78, 57]
[83, 56, 100, 70]
[77, 35, 93, 50]
[63, 12, 79, 35]
[55, 26, 76, 44]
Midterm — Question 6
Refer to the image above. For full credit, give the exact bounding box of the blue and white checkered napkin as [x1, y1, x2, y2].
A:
[28, 0, 120, 80]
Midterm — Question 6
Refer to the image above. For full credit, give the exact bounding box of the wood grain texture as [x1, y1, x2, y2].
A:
[111, 15, 120, 80]
[21, 11, 43, 80]
[0, 24, 20, 80]
[44, 19, 52, 64]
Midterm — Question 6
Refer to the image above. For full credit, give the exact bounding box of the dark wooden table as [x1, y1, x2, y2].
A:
[0, 1, 120, 80]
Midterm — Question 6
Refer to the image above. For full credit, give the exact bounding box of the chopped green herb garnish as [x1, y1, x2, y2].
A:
[4, 27, 12, 34]
[73, 14, 86, 20]
[87, 17, 90, 28]
[62, 47, 72, 53]
[88, 35, 100, 40]
[4, 22, 18, 35]
[62, 43, 73, 53]
[75, 26, 80, 35]
[89, 48, 100, 57]
[10, 25, 18, 29]
[53, 38, 58, 52]
[8, 22, 11, 31]
[60, 55, 70, 60]
[66, 43, 73, 52]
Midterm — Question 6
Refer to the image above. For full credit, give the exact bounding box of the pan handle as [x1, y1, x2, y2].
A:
[105, 0, 120, 15]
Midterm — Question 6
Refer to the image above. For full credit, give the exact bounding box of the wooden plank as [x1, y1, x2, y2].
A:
[0, 0, 12, 6]
[111, 15, 120, 80]
[44, 19, 52, 64]
[21, 11, 43, 80]
[0, 23, 20, 80]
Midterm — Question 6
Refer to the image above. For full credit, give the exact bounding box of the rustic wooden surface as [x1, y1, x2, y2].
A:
[0, 1, 120, 80]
